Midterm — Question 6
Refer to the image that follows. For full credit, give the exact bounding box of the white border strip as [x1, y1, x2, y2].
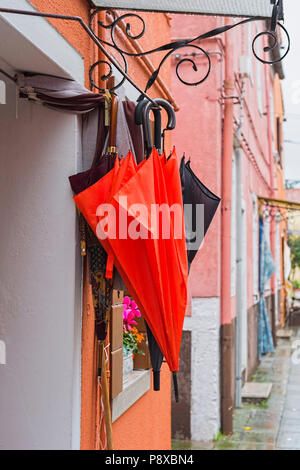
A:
[0, 0, 84, 83]
[91, 0, 275, 19]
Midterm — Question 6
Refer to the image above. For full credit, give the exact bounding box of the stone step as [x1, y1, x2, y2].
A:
[277, 329, 293, 339]
[242, 382, 273, 401]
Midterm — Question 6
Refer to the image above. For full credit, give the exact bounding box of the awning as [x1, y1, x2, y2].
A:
[90, 0, 284, 19]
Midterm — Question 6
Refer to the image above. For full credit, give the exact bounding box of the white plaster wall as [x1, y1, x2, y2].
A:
[0, 91, 82, 449]
[184, 297, 220, 442]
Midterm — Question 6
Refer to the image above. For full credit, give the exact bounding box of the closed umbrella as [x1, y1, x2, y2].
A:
[74, 149, 188, 399]
[113, 149, 188, 365]
[114, 148, 188, 399]
[143, 148, 187, 393]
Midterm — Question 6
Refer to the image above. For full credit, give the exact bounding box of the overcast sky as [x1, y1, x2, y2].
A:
[282, 0, 300, 182]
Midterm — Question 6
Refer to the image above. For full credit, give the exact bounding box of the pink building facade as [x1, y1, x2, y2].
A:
[171, 15, 285, 442]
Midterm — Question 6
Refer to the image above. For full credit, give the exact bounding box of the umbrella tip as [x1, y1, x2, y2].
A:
[172, 371, 179, 403]
[153, 370, 161, 391]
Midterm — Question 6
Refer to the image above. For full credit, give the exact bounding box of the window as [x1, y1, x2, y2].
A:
[110, 290, 151, 422]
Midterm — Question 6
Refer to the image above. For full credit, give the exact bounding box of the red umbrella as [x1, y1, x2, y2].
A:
[113, 149, 188, 358]
[74, 149, 188, 395]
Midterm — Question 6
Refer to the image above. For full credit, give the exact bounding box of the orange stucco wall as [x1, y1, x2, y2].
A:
[113, 364, 171, 450]
[29, 1, 172, 450]
[30, 0, 94, 85]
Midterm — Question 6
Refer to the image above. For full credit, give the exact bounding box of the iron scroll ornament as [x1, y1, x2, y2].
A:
[89, 0, 290, 94]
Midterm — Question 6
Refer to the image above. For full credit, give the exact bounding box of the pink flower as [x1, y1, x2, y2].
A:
[131, 300, 141, 317]
[123, 309, 137, 331]
[123, 296, 141, 330]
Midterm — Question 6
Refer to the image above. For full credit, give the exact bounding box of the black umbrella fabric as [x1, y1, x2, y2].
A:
[146, 322, 179, 400]
[145, 323, 164, 391]
[180, 156, 221, 270]
[69, 155, 115, 195]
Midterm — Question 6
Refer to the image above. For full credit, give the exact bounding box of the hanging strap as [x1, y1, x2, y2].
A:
[105, 254, 114, 279]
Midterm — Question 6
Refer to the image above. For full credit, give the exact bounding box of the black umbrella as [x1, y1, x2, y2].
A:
[180, 156, 221, 270]
[145, 322, 164, 391]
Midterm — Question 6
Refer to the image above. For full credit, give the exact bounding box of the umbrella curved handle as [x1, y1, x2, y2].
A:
[135, 98, 176, 155]
[134, 98, 148, 125]
[143, 101, 162, 155]
[152, 98, 176, 131]
[135, 98, 158, 156]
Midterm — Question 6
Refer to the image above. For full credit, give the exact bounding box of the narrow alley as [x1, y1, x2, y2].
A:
[216, 329, 300, 450]
[173, 329, 300, 451]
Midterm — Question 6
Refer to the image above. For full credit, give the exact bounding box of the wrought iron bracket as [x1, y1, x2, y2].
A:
[89, 0, 289, 96]
[0, 2, 290, 101]
[0, 6, 159, 107]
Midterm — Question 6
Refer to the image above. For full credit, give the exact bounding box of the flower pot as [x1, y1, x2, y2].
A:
[123, 349, 134, 382]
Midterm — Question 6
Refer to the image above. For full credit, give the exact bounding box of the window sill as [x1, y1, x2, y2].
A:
[112, 370, 151, 422]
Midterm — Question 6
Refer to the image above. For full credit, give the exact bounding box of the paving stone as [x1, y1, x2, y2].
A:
[237, 443, 276, 450]
[248, 413, 281, 426]
[215, 441, 238, 450]
[271, 383, 286, 395]
[281, 411, 300, 421]
[276, 432, 300, 450]
[279, 422, 300, 433]
[285, 397, 300, 410]
[172, 440, 214, 450]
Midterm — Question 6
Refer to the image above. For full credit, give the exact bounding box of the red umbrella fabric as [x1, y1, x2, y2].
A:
[74, 149, 188, 380]
[103, 152, 137, 278]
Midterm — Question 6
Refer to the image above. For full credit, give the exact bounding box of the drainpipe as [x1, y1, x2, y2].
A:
[220, 18, 234, 435]
[264, 54, 277, 347]
[235, 80, 246, 408]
